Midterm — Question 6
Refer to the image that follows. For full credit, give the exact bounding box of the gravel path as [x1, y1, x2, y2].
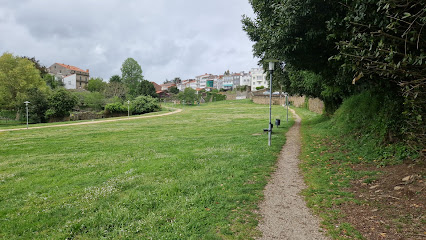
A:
[257, 108, 328, 240]
[0, 108, 182, 132]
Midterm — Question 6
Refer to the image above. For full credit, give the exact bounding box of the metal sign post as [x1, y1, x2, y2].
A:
[24, 101, 30, 129]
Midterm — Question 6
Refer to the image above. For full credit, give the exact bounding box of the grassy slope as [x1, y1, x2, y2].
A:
[0, 100, 293, 239]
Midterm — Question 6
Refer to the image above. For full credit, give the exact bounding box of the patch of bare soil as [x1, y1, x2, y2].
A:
[338, 161, 426, 239]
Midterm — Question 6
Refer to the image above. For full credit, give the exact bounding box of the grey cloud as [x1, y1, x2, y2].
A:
[0, 0, 259, 83]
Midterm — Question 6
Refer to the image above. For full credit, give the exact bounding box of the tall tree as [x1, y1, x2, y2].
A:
[242, 0, 351, 112]
[0, 53, 48, 115]
[121, 58, 144, 96]
[21, 56, 48, 77]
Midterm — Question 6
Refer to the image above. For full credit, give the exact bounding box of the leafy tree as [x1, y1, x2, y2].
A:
[178, 88, 197, 104]
[121, 58, 144, 96]
[45, 89, 77, 119]
[138, 80, 158, 98]
[169, 86, 179, 94]
[131, 95, 161, 114]
[26, 88, 50, 123]
[104, 82, 128, 99]
[331, 0, 426, 143]
[109, 75, 121, 83]
[20, 56, 48, 77]
[87, 77, 107, 92]
[0, 53, 48, 117]
[242, 0, 351, 112]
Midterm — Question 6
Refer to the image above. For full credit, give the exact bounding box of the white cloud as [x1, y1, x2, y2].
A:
[0, 0, 259, 83]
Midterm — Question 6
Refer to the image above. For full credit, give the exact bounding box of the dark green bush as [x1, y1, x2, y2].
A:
[45, 89, 78, 119]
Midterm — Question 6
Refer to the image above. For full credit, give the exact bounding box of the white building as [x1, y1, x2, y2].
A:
[177, 79, 197, 91]
[196, 74, 212, 89]
[222, 74, 233, 90]
[62, 74, 77, 89]
[250, 67, 268, 91]
[240, 71, 251, 87]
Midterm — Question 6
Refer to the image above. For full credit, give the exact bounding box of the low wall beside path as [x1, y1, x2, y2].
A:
[252, 95, 324, 114]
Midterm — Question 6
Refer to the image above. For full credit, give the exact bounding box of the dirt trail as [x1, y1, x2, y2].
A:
[0, 108, 182, 132]
[257, 108, 328, 240]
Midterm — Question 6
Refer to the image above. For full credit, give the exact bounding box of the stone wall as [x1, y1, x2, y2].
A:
[308, 98, 324, 114]
[252, 95, 284, 105]
[288, 96, 306, 107]
[254, 94, 324, 114]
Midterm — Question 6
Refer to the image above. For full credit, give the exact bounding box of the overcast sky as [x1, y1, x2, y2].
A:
[0, 0, 260, 84]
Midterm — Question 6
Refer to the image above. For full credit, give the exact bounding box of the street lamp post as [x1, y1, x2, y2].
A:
[127, 100, 130, 117]
[268, 62, 274, 146]
[285, 92, 289, 122]
[24, 101, 30, 129]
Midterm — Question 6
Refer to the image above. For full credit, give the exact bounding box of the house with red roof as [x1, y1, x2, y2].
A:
[48, 63, 90, 89]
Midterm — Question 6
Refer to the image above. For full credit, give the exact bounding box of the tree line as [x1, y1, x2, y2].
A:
[242, 0, 425, 147]
[0, 53, 160, 123]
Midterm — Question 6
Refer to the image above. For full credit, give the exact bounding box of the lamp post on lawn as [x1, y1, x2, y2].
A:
[127, 100, 130, 117]
[267, 61, 275, 146]
[24, 101, 30, 129]
[285, 92, 289, 122]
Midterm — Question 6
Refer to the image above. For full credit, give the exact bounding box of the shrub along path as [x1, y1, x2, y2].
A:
[257, 108, 328, 239]
[0, 108, 182, 132]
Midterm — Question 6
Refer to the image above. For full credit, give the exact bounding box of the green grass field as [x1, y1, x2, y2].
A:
[0, 100, 293, 239]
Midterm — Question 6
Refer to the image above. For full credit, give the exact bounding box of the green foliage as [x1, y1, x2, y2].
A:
[331, 0, 426, 145]
[87, 77, 107, 92]
[332, 91, 401, 141]
[104, 102, 127, 114]
[121, 58, 144, 97]
[131, 95, 161, 114]
[169, 86, 179, 94]
[255, 86, 264, 90]
[45, 89, 78, 119]
[0, 52, 48, 111]
[109, 75, 121, 83]
[26, 88, 50, 123]
[138, 80, 158, 98]
[73, 91, 106, 111]
[20, 56, 48, 77]
[178, 87, 197, 104]
[243, 0, 425, 148]
[206, 92, 226, 102]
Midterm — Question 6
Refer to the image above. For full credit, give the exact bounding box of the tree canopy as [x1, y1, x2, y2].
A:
[109, 75, 121, 83]
[178, 88, 197, 104]
[138, 80, 158, 98]
[0, 52, 48, 110]
[243, 0, 425, 143]
[121, 58, 144, 97]
[87, 77, 107, 92]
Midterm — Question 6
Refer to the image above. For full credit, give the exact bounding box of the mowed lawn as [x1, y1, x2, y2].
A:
[0, 100, 293, 239]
